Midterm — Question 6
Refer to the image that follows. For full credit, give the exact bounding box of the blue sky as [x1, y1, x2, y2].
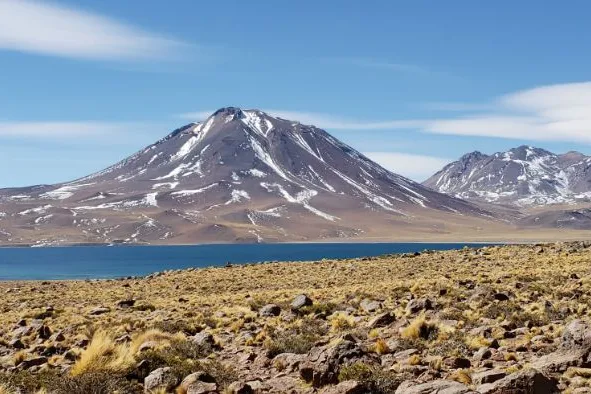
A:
[2, 0, 591, 187]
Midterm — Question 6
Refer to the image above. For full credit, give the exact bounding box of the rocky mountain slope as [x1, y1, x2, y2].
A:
[0, 107, 493, 246]
[424, 146, 591, 206]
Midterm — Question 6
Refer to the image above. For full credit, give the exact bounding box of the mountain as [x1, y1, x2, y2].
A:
[0, 107, 493, 246]
[424, 145, 591, 206]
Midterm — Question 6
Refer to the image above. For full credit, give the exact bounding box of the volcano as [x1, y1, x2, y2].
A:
[0, 107, 493, 246]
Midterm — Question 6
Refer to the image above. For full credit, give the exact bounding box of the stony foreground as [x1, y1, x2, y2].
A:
[2, 243, 591, 393]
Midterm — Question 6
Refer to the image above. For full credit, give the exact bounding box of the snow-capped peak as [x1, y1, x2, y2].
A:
[424, 146, 591, 206]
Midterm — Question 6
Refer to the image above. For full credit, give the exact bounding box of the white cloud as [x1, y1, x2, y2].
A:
[0, 121, 137, 138]
[0, 0, 185, 61]
[420, 102, 495, 112]
[424, 81, 591, 144]
[181, 82, 591, 145]
[363, 152, 450, 181]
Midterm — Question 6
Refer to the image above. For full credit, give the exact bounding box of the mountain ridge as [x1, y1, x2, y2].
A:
[424, 145, 591, 206]
[0, 107, 494, 246]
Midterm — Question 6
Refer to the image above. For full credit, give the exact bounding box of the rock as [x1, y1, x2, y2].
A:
[300, 340, 377, 387]
[36, 325, 51, 340]
[367, 312, 395, 328]
[393, 349, 419, 360]
[115, 334, 132, 344]
[320, 380, 365, 394]
[360, 299, 381, 313]
[117, 299, 136, 308]
[89, 307, 110, 315]
[477, 368, 558, 394]
[19, 357, 48, 369]
[472, 369, 506, 385]
[259, 304, 281, 317]
[227, 381, 254, 394]
[12, 326, 33, 338]
[138, 341, 159, 353]
[444, 357, 471, 369]
[395, 380, 476, 394]
[272, 353, 306, 372]
[474, 347, 492, 361]
[245, 381, 264, 392]
[51, 331, 66, 342]
[191, 331, 215, 347]
[562, 320, 591, 350]
[532, 319, 591, 373]
[63, 349, 78, 362]
[144, 367, 179, 393]
[291, 294, 313, 311]
[493, 292, 510, 301]
[185, 381, 217, 394]
[8, 338, 25, 349]
[406, 298, 433, 314]
[263, 376, 306, 393]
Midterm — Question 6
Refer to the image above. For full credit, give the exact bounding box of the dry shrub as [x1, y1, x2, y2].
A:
[401, 315, 439, 341]
[71, 329, 179, 376]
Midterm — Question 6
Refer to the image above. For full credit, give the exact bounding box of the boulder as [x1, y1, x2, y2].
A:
[117, 299, 136, 308]
[360, 299, 381, 313]
[291, 294, 313, 311]
[191, 331, 216, 348]
[89, 307, 110, 316]
[367, 312, 395, 328]
[227, 381, 254, 394]
[406, 298, 433, 314]
[300, 340, 377, 387]
[395, 380, 476, 394]
[472, 369, 506, 385]
[477, 368, 558, 394]
[8, 338, 25, 349]
[19, 356, 48, 370]
[532, 319, 591, 373]
[320, 380, 365, 394]
[144, 367, 179, 393]
[259, 304, 281, 317]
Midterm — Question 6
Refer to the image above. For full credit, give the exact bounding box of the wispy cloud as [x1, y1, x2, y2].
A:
[420, 102, 495, 112]
[363, 152, 450, 181]
[180, 109, 424, 130]
[0, 0, 186, 61]
[0, 121, 140, 139]
[424, 81, 591, 144]
[334, 57, 432, 74]
[181, 82, 591, 145]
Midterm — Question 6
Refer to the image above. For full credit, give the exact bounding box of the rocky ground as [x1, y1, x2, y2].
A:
[2, 243, 591, 393]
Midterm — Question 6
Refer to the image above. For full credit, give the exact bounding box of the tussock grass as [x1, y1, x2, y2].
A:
[71, 329, 179, 376]
[401, 315, 439, 341]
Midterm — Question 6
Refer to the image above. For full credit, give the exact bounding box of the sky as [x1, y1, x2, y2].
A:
[2, 0, 591, 187]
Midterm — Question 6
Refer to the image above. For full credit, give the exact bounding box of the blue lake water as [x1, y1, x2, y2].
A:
[0, 243, 492, 280]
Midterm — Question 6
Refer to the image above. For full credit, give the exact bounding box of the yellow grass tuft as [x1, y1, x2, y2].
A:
[0, 384, 16, 394]
[12, 350, 26, 366]
[401, 314, 438, 340]
[450, 369, 472, 384]
[329, 313, 355, 332]
[373, 338, 390, 355]
[71, 329, 176, 376]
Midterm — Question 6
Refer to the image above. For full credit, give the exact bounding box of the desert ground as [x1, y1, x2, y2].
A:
[2, 242, 591, 393]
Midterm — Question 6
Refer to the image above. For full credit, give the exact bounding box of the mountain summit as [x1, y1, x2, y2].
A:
[424, 146, 591, 206]
[0, 108, 490, 245]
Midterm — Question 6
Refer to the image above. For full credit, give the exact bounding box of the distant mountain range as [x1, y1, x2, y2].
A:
[0, 107, 494, 246]
[424, 145, 591, 206]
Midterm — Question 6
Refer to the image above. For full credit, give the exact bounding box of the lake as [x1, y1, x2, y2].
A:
[0, 242, 492, 280]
